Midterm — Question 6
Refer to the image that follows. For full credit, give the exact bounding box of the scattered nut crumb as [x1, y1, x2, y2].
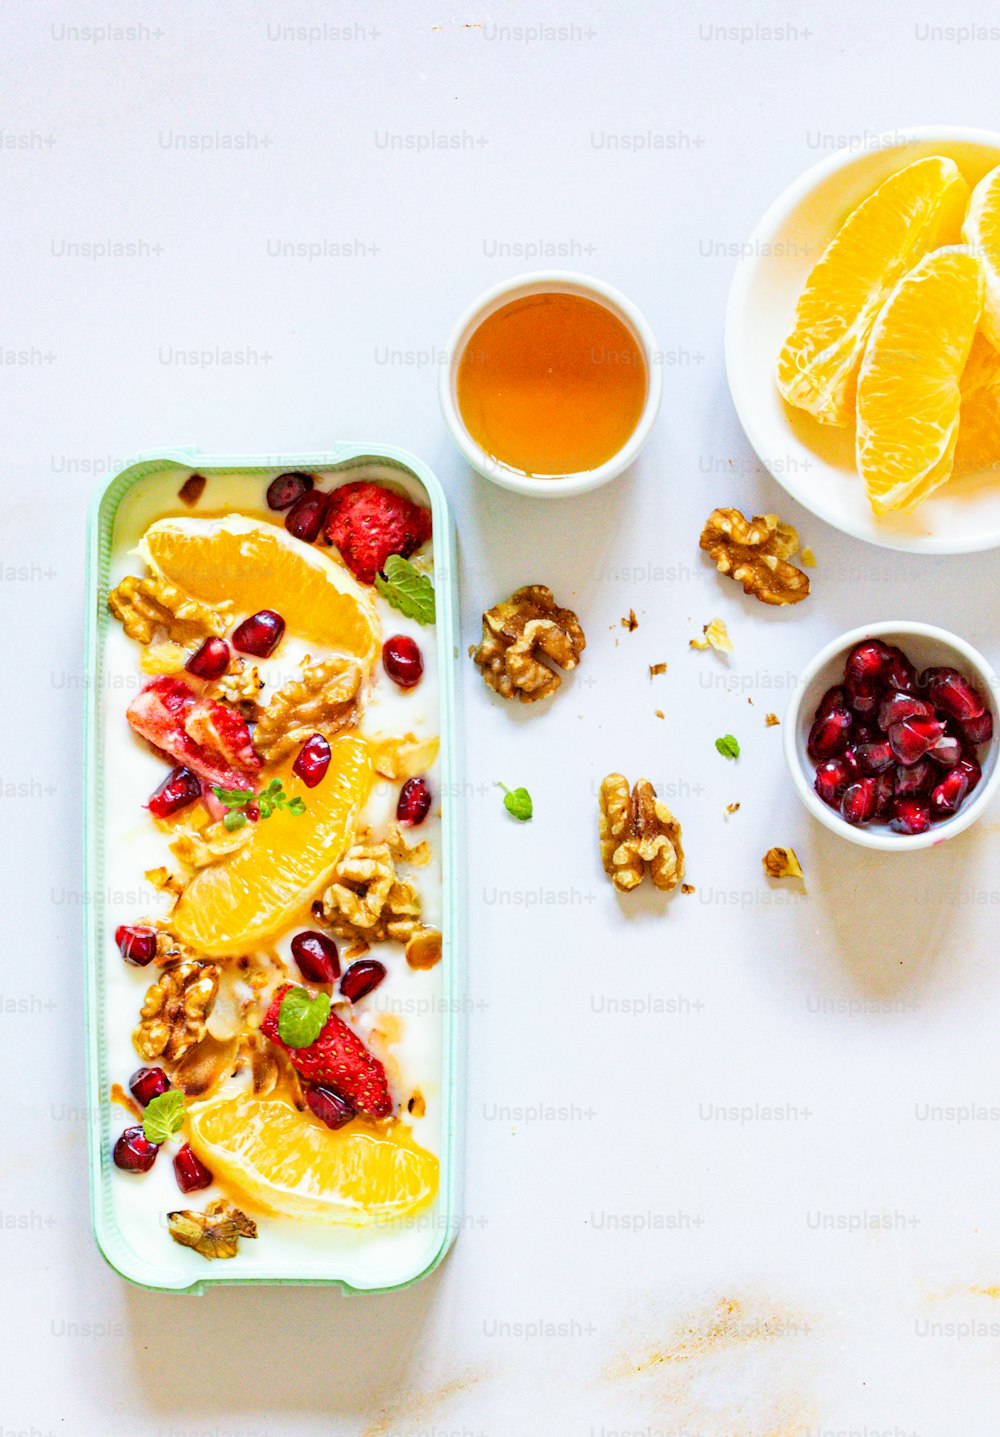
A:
[649, 662, 667, 678]
[407, 1091, 427, 1118]
[765, 712, 780, 727]
[762, 847, 803, 880]
[681, 883, 695, 895]
[801, 547, 816, 567]
[726, 802, 741, 815]
[178, 474, 206, 507]
[622, 610, 638, 631]
[690, 618, 733, 655]
[654, 709, 665, 720]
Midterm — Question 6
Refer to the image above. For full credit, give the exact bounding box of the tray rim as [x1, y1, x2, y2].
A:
[84, 442, 464, 1294]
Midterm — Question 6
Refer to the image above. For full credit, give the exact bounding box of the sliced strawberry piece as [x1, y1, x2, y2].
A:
[261, 983, 392, 1119]
[127, 678, 260, 809]
[184, 698, 261, 775]
[325, 481, 431, 585]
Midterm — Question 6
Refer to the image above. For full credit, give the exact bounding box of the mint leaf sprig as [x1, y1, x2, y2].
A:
[375, 554, 436, 625]
[498, 783, 533, 822]
[715, 734, 740, 761]
[143, 1089, 185, 1145]
[212, 778, 307, 832]
[278, 986, 331, 1048]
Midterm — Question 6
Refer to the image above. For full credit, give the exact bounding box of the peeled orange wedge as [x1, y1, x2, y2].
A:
[777, 156, 969, 425]
[187, 1088, 439, 1223]
[956, 332, 1000, 471]
[856, 247, 984, 514]
[962, 162, 1000, 351]
[172, 738, 373, 955]
[139, 515, 379, 666]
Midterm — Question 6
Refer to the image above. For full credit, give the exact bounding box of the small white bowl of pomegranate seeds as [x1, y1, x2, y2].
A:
[784, 623, 1000, 849]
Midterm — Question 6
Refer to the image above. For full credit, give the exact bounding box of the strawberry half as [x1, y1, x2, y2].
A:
[127, 677, 261, 811]
[325, 481, 431, 585]
[261, 983, 393, 1119]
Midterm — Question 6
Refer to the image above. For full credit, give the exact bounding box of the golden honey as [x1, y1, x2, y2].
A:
[456, 291, 648, 477]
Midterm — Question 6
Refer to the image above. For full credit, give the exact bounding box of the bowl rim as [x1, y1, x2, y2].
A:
[783, 620, 1000, 850]
[438, 269, 663, 498]
[725, 124, 1000, 554]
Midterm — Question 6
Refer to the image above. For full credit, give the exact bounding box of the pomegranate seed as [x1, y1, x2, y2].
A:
[340, 959, 387, 1003]
[246, 799, 260, 821]
[290, 930, 340, 984]
[382, 635, 424, 689]
[232, 609, 285, 657]
[285, 489, 329, 543]
[855, 740, 895, 774]
[922, 667, 986, 723]
[267, 470, 314, 511]
[113, 1125, 159, 1173]
[845, 640, 893, 689]
[851, 720, 880, 745]
[129, 1067, 170, 1107]
[959, 752, 983, 793]
[817, 685, 847, 718]
[815, 758, 851, 808]
[888, 716, 944, 765]
[185, 637, 230, 680]
[115, 924, 158, 966]
[889, 797, 931, 835]
[959, 710, 994, 746]
[846, 680, 879, 717]
[878, 691, 933, 731]
[397, 776, 432, 826]
[883, 646, 918, 693]
[927, 732, 962, 767]
[292, 733, 331, 788]
[930, 766, 971, 818]
[841, 777, 878, 826]
[894, 760, 933, 797]
[873, 772, 896, 821]
[147, 765, 201, 819]
[173, 1143, 213, 1193]
[807, 706, 852, 760]
[306, 1084, 356, 1130]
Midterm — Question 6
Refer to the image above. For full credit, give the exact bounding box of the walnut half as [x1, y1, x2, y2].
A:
[472, 585, 585, 702]
[599, 775, 684, 893]
[252, 656, 363, 763]
[699, 508, 810, 606]
[167, 1200, 257, 1260]
[320, 839, 422, 944]
[133, 960, 220, 1063]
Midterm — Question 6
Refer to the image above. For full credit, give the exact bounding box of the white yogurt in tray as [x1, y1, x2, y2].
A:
[86, 453, 460, 1292]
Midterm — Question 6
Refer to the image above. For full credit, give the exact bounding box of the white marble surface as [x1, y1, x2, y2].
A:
[5, 0, 1000, 1432]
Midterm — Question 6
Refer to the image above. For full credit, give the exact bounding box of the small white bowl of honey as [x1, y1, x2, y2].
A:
[439, 271, 662, 497]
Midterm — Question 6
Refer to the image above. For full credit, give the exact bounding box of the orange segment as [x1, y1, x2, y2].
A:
[777, 156, 969, 425]
[956, 332, 1000, 471]
[172, 737, 373, 955]
[187, 1088, 439, 1223]
[856, 247, 984, 514]
[139, 515, 379, 665]
[962, 161, 1000, 350]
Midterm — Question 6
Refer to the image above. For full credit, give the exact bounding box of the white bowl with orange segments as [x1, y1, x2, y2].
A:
[725, 125, 1000, 554]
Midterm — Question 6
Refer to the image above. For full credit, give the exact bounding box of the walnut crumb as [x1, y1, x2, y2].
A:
[178, 474, 206, 506]
[681, 883, 695, 895]
[690, 618, 733, 655]
[726, 802, 741, 815]
[765, 712, 780, 727]
[762, 847, 803, 880]
[622, 609, 638, 631]
[654, 709, 665, 720]
[801, 547, 816, 567]
[649, 662, 667, 678]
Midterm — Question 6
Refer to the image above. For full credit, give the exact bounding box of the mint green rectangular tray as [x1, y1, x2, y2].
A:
[84, 445, 463, 1293]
